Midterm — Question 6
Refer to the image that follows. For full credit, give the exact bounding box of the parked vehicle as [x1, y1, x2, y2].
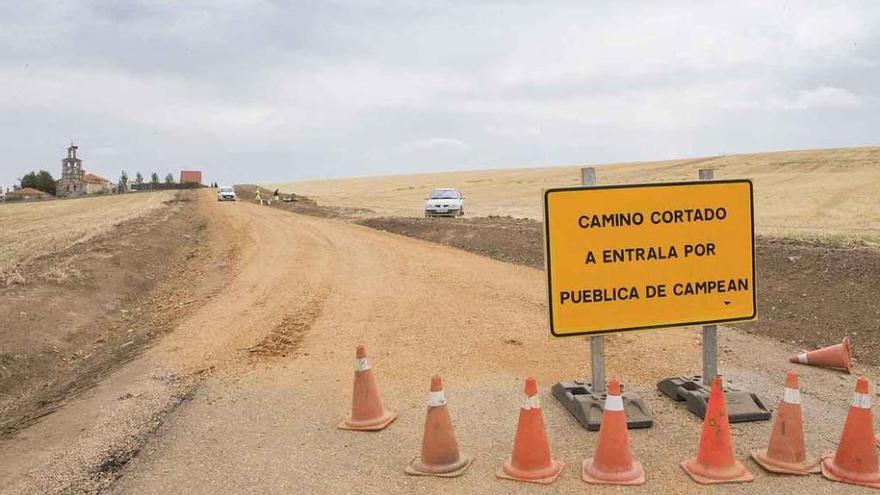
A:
[217, 186, 237, 201]
[424, 188, 464, 217]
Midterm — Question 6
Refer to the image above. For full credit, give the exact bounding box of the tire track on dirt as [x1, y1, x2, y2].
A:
[246, 292, 329, 359]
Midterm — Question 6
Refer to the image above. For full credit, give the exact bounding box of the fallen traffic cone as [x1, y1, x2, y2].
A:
[821, 376, 880, 489]
[338, 345, 397, 431]
[681, 375, 753, 484]
[496, 377, 564, 484]
[406, 376, 472, 477]
[751, 370, 819, 474]
[582, 378, 645, 485]
[789, 336, 852, 373]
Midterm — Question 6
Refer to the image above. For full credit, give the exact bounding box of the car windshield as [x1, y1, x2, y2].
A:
[220, 187, 233, 193]
[430, 189, 460, 199]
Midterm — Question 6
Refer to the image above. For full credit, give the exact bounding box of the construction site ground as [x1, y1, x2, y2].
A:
[1, 189, 878, 494]
[360, 216, 880, 365]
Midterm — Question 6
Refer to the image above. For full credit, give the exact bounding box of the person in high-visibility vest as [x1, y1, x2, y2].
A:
[273, 189, 280, 203]
[255, 189, 262, 202]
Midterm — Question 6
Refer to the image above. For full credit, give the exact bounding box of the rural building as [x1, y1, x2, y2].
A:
[179, 170, 203, 185]
[84, 173, 113, 194]
[5, 187, 52, 201]
[56, 143, 86, 197]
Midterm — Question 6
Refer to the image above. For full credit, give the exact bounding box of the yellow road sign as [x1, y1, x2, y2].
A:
[544, 180, 755, 336]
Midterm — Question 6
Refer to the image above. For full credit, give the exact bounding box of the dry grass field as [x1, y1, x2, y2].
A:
[272, 146, 880, 241]
[0, 191, 178, 271]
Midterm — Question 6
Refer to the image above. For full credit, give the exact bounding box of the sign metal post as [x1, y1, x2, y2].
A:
[583, 166, 607, 396]
[550, 167, 652, 431]
[589, 335, 605, 395]
[656, 168, 770, 422]
[699, 168, 718, 385]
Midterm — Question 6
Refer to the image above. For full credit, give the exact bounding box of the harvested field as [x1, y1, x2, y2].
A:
[0, 191, 178, 277]
[274, 146, 880, 241]
[360, 215, 880, 366]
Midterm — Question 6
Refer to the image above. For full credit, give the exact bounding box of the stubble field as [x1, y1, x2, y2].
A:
[0, 191, 178, 275]
[272, 146, 880, 241]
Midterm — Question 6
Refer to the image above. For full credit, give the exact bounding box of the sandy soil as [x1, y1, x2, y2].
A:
[1, 192, 873, 494]
[108, 200, 877, 495]
[0, 190, 877, 494]
[272, 146, 880, 241]
[359, 216, 880, 366]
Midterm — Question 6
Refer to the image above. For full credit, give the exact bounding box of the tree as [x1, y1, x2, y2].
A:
[150, 172, 160, 188]
[118, 171, 128, 192]
[20, 170, 56, 195]
[164, 173, 174, 185]
[135, 172, 144, 184]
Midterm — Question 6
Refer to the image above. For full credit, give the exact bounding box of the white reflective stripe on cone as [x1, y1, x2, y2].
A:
[522, 395, 540, 410]
[852, 393, 872, 409]
[427, 390, 447, 407]
[604, 395, 624, 412]
[355, 358, 371, 371]
[797, 353, 809, 364]
[783, 387, 801, 404]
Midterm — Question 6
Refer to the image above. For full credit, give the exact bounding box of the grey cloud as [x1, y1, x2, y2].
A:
[1, 0, 879, 190]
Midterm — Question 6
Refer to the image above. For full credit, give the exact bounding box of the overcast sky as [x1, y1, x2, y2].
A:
[1, 1, 878, 190]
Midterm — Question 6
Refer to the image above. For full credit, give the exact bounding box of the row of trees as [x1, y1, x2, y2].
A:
[117, 171, 177, 189]
[16, 170, 180, 195]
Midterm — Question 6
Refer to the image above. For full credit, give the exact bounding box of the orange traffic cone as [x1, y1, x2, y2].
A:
[338, 345, 397, 431]
[751, 370, 819, 474]
[821, 376, 880, 489]
[789, 336, 852, 373]
[496, 377, 564, 484]
[406, 376, 472, 477]
[681, 375, 753, 484]
[582, 378, 645, 485]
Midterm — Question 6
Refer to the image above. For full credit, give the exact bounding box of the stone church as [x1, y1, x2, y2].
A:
[56, 143, 86, 197]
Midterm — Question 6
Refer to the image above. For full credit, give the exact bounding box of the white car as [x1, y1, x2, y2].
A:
[424, 188, 464, 217]
[217, 186, 236, 201]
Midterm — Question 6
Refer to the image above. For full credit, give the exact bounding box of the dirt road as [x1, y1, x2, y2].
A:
[2, 192, 878, 494]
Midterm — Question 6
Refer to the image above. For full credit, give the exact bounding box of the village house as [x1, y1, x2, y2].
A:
[84, 173, 113, 194]
[5, 187, 52, 201]
[179, 170, 203, 185]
